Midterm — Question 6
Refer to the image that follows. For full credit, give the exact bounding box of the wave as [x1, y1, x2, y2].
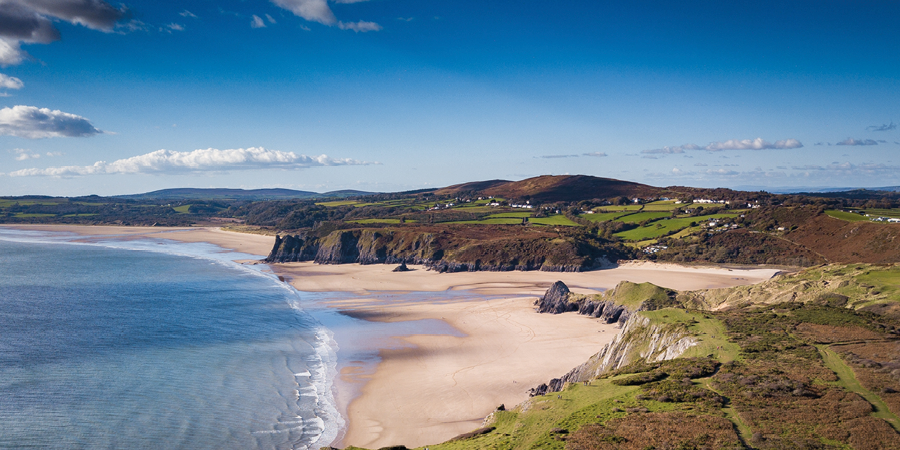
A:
[0, 228, 344, 450]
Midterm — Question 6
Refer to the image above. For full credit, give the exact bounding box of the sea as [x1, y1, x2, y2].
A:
[0, 229, 343, 449]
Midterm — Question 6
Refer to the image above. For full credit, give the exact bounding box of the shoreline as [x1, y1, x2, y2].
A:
[0, 224, 782, 449]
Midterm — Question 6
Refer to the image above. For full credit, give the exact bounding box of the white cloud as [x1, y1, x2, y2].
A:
[338, 20, 382, 32]
[0, 72, 23, 90]
[271, 0, 381, 31]
[648, 138, 803, 154]
[8, 147, 377, 177]
[642, 146, 685, 155]
[704, 138, 803, 151]
[836, 138, 878, 146]
[0, 105, 102, 138]
[11, 148, 38, 160]
[165, 23, 185, 32]
[180, 10, 197, 18]
[266, 14, 277, 24]
[0, 0, 124, 65]
[272, 0, 336, 25]
[583, 152, 607, 157]
[251, 15, 267, 28]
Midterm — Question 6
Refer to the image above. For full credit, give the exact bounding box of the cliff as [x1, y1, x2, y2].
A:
[265, 226, 632, 272]
[534, 280, 679, 325]
[529, 311, 698, 396]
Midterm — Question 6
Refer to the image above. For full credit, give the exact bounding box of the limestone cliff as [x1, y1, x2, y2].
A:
[529, 312, 698, 396]
[265, 228, 629, 272]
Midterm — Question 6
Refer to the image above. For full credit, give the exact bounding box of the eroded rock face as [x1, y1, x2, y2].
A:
[264, 229, 621, 272]
[535, 281, 574, 313]
[534, 281, 633, 325]
[528, 313, 698, 396]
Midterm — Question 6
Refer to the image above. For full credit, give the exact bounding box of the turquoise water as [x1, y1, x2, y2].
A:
[0, 232, 341, 449]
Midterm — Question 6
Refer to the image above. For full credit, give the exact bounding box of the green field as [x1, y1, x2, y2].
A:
[616, 211, 672, 224]
[13, 213, 56, 218]
[825, 210, 869, 222]
[642, 200, 684, 211]
[316, 200, 361, 207]
[173, 205, 192, 213]
[529, 215, 580, 226]
[862, 208, 900, 218]
[485, 212, 532, 218]
[614, 214, 736, 241]
[579, 211, 632, 222]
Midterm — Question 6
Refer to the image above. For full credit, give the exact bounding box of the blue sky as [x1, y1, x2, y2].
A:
[0, 0, 898, 196]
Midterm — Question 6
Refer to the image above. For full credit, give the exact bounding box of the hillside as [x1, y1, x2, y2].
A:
[341, 265, 900, 450]
[436, 175, 663, 202]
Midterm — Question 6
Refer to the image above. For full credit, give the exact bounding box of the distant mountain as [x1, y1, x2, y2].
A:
[116, 188, 375, 201]
[436, 175, 663, 202]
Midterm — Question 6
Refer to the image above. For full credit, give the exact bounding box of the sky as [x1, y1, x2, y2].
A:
[0, 0, 898, 196]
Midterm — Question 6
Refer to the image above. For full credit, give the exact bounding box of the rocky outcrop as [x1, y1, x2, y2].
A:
[265, 228, 628, 272]
[529, 312, 698, 396]
[534, 280, 677, 325]
[535, 281, 572, 313]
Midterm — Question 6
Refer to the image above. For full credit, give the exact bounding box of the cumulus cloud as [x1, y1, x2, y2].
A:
[8, 147, 376, 177]
[836, 138, 878, 146]
[11, 148, 38, 160]
[648, 138, 803, 154]
[251, 15, 266, 28]
[0, 105, 102, 138]
[867, 122, 896, 132]
[0, 72, 22, 94]
[271, 0, 381, 31]
[0, 0, 124, 65]
[704, 138, 803, 151]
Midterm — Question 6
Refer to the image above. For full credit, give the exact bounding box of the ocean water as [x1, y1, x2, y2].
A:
[0, 231, 341, 449]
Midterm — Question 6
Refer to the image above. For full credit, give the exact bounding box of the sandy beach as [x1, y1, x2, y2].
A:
[1, 225, 780, 449]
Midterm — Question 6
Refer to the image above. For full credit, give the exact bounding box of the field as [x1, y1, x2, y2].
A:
[825, 210, 870, 222]
[614, 214, 737, 241]
[615, 211, 671, 224]
[579, 211, 632, 222]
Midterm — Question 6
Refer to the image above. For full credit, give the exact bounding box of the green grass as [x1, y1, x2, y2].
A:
[862, 208, 900, 218]
[411, 380, 652, 450]
[817, 345, 900, 431]
[0, 200, 62, 207]
[643, 200, 683, 211]
[12, 213, 57, 218]
[172, 205, 192, 214]
[316, 200, 361, 207]
[579, 211, 633, 222]
[825, 210, 869, 222]
[485, 212, 532, 218]
[529, 215, 581, 226]
[614, 214, 736, 241]
[642, 309, 740, 363]
[616, 211, 672, 224]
